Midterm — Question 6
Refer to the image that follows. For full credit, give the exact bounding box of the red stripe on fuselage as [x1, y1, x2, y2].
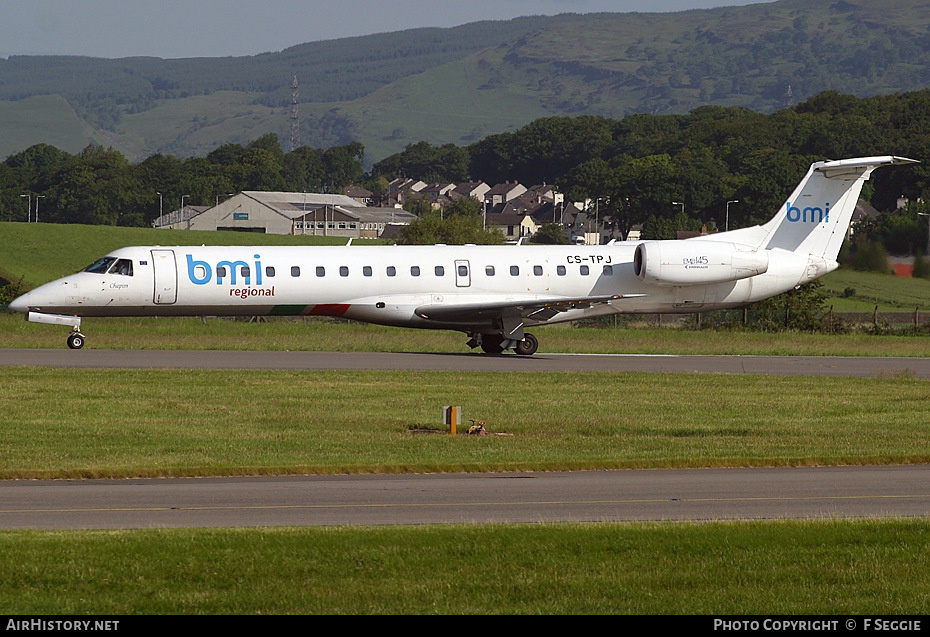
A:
[307, 304, 351, 317]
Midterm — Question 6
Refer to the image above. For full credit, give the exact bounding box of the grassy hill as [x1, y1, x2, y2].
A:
[3, 0, 930, 163]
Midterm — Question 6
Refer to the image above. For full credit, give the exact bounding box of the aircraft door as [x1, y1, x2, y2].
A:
[455, 260, 471, 287]
[151, 249, 178, 304]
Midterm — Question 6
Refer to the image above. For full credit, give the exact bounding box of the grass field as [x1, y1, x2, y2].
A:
[4, 368, 930, 479]
[4, 520, 930, 614]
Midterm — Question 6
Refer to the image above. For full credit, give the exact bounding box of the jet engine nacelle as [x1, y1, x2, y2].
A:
[633, 240, 769, 286]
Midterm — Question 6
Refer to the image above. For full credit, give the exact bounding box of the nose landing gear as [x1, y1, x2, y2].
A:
[67, 330, 86, 350]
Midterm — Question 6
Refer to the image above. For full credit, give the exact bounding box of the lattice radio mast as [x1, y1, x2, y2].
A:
[289, 74, 300, 151]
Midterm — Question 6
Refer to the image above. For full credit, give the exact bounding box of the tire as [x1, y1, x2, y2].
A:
[67, 333, 85, 350]
[513, 333, 538, 356]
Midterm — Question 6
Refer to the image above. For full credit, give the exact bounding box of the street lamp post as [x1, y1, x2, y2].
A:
[181, 195, 189, 229]
[672, 201, 685, 215]
[156, 192, 163, 223]
[20, 194, 30, 222]
[918, 212, 930, 257]
[35, 195, 45, 222]
[726, 200, 739, 232]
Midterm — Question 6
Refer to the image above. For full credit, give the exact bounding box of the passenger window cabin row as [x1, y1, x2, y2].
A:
[214, 264, 616, 279]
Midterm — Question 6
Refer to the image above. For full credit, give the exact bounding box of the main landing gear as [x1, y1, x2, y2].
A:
[513, 333, 539, 356]
[67, 329, 86, 350]
[468, 332, 539, 356]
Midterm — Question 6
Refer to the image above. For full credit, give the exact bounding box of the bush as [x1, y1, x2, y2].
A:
[913, 251, 930, 279]
[0, 277, 26, 309]
[852, 240, 889, 273]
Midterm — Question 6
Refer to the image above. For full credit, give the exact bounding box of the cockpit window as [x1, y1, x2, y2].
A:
[84, 257, 117, 274]
[83, 257, 133, 276]
[112, 259, 133, 276]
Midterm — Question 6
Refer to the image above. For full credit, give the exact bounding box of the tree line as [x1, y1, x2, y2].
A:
[0, 135, 366, 227]
[5, 89, 930, 260]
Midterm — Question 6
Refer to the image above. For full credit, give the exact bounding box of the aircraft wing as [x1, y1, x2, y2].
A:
[414, 293, 644, 324]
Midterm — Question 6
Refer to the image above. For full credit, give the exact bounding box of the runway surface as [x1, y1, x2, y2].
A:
[3, 465, 930, 530]
[3, 348, 929, 530]
[4, 348, 930, 377]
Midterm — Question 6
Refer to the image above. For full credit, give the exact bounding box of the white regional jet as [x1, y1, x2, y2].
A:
[9, 155, 916, 354]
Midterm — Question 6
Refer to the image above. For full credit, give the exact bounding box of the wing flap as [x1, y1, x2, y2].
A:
[414, 294, 644, 324]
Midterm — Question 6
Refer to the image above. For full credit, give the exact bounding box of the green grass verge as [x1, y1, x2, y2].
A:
[818, 268, 930, 312]
[6, 313, 930, 356]
[2, 368, 929, 479]
[3, 520, 929, 614]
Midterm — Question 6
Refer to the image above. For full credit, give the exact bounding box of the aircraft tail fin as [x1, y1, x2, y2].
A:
[759, 156, 917, 260]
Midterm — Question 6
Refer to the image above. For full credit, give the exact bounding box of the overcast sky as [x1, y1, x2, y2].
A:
[1, 0, 770, 59]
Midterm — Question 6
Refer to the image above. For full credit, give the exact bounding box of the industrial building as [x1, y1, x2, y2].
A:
[154, 191, 416, 239]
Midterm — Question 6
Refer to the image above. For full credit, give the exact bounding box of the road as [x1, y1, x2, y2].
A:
[3, 348, 930, 377]
[3, 465, 929, 530]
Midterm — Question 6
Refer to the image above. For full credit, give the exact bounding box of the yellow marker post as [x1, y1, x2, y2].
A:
[443, 405, 461, 436]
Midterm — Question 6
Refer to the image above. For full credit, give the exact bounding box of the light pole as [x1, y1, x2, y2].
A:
[156, 191, 163, 224]
[594, 197, 602, 245]
[20, 194, 30, 222]
[672, 201, 685, 215]
[181, 195, 189, 229]
[919, 212, 930, 257]
[35, 195, 45, 222]
[726, 200, 739, 232]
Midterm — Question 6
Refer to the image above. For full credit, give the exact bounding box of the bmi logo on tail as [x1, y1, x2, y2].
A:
[785, 201, 829, 223]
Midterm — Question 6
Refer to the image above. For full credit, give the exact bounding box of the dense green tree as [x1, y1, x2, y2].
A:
[641, 210, 703, 240]
[397, 212, 504, 245]
[207, 143, 248, 167]
[283, 146, 326, 192]
[43, 146, 141, 225]
[373, 141, 470, 182]
[133, 153, 186, 224]
[402, 197, 433, 217]
[876, 209, 922, 256]
[5, 144, 71, 182]
[443, 197, 481, 218]
[321, 142, 365, 192]
[530, 223, 569, 244]
[615, 154, 679, 222]
[560, 158, 615, 204]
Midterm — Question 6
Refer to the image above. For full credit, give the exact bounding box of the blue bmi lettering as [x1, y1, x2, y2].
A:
[785, 200, 830, 223]
[187, 254, 264, 286]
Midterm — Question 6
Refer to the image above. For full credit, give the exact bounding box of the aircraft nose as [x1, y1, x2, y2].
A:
[7, 290, 32, 314]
